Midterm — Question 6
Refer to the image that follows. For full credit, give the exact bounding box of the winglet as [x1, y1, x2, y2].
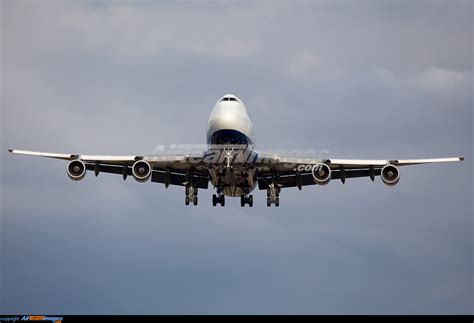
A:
[8, 149, 13, 153]
[460, 157, 464, 161]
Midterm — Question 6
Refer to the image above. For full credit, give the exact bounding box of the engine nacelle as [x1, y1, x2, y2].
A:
[132, 160, 152, 182]
[381, 164, 400, 186]
[67, 159, 86, 181]
[312, 163, 331, 185]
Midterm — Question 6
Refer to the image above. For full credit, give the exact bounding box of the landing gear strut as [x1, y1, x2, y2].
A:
[241, 195, 253, 207]
[185, 185, 198, 206]
[212, 194, 225, 207]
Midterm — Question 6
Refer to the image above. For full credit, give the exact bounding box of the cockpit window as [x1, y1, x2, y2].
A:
[221, 97, 238, 102]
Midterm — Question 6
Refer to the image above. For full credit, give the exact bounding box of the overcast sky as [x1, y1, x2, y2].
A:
[1, 0, 472, 314]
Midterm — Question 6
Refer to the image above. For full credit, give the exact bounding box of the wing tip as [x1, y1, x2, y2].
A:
[8, 149, 13, 153]
[459, 157, 464, 161]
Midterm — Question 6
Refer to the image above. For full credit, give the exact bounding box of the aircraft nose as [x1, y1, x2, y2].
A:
[214, 103, 249, 128]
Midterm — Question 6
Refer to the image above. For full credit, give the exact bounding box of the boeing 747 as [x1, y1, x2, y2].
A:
[9, 94, 464, 207]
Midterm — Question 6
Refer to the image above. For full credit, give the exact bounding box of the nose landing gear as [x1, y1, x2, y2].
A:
[240, 195, 254, 207]
[212, 194, 225, 207]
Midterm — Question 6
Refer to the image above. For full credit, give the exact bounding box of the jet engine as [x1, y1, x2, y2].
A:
[67, 159, 86, 181]
[312, 163, 331, 185]
[132, 160, 152, 182]
[381, 164, 400, 186]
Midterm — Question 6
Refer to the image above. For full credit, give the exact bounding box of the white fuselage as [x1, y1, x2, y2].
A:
[206, 94, 257, 197]
[206, 94, 255, 146]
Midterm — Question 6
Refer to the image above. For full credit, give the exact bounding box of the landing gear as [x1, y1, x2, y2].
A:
[185, 185, 198, 206]
[212, 194, 225, 207]
[240, 195, 253, 207]
[266, 187, 280, 207]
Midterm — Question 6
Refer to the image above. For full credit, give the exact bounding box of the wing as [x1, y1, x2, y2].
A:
[8, 149, 210, 189]
[254, 153, 464, 190]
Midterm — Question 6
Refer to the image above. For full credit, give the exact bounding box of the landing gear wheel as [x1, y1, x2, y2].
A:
[267, 197, 271, 207]
[194, 188, 198, 196]
[185, 196, 190, 205]
[185, 186, 190, 195]
[221, 196, 225, 207]
[212, 194, 217, 207]
[275, 197, 280, 207]
[248, 195, 253, 207]
[193, 196, 198, 206]
[267, 190, 271, 197]
[241, 196, 245, 207]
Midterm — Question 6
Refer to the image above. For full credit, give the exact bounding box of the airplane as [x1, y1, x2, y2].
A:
[8, 94, 464, 207]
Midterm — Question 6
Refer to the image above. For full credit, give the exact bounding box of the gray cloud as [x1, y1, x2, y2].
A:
[1, 0, 472, 314]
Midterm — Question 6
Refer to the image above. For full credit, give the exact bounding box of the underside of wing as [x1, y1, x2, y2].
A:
[83, 163, 209, 189]
[257, 168, 382, 190]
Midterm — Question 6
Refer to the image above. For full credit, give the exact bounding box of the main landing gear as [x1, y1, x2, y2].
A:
[266, 187, 280, 207]
[212, 194, 225, 207]
[185, 185, 198, 206]
[241, 195, 253, 207]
